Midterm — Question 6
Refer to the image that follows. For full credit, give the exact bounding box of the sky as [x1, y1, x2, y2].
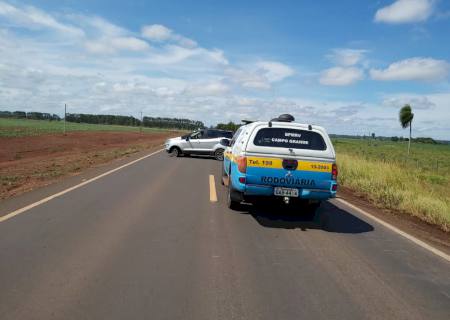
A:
[0, 0, 449, 139]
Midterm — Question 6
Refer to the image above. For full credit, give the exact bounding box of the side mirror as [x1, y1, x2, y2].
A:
[220, 138, 230, 147]
[186, 136, 190, 141]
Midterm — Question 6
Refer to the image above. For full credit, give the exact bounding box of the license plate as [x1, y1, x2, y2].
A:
[274, 187, 299, 197]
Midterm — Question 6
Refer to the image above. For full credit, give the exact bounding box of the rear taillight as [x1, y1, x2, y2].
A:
[332, 163, 338, 180]
[239, 177, 246, 184]
[236, 156, 247, 173]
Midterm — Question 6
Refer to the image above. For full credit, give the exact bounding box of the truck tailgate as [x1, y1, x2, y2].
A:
[245, 156, 333, 190]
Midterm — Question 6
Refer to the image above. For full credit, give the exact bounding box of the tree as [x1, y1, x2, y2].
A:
[399, 104, 414, 155]
[216, 121, 241, 132]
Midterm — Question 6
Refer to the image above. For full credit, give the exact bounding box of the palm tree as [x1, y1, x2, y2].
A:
[399, 104, 414, 155]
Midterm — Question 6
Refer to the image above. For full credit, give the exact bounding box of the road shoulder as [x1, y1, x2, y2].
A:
[338, 186, 450, 256]
[0, 146, 165, 218]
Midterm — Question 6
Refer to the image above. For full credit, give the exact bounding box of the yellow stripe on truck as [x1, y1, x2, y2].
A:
[246, 157, 332, 172]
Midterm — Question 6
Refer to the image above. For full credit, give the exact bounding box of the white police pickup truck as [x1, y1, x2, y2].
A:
[222, 114, 337, 215]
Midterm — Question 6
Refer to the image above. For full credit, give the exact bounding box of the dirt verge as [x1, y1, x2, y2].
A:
[0, 131, 179, 200]
[338, 186, 450, 254]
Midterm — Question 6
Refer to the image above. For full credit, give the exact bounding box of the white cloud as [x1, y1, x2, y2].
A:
[145, 45, 227, 66]
[141, 24, 172, 41]
[374, 0, 434, 24]
[176, 36, 197, 48]
[185, 81, 229, 96]
[84, 40, 114, 54]
[319, 67, 364, 86]
[85, 37, 149, 54]
[225, 68, 270, 89]
[236, 97, 258, 106]
[256, 61, 295, 82]
[328, 49, 367, 66]
[141, 24, 197, 48]
[110, 37, 149, 51]
[0, 1, 83, 36]
[382, 95, 436, 110]
[70, 15, 126, 37]
[370, 58, 450, 81]
[225, 60, 294, 90]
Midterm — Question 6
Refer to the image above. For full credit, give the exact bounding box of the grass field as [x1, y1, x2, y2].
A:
[334, 138, 450, 231]
[0, 118, 171, 137]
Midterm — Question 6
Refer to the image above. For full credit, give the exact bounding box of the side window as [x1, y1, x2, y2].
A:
[223, 132, 233, 139]
[190, 131, 201, 139]
[207, 130, 219, 138]
[230, 127, 243, 147]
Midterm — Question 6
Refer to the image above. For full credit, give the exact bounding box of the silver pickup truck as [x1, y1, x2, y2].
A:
[165, 129, 233, 160]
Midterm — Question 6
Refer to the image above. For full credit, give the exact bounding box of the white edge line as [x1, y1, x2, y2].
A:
[335, 198, 450, 263]
[0, 149, 164, 223]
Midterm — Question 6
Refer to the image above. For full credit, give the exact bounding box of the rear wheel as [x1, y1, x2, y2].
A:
[221, 166, 226, 185]
[214, 148, 224, 161]
[227, 177, 241, 210]
[304, 201, 321, 220]
[292, 200, 320, 220]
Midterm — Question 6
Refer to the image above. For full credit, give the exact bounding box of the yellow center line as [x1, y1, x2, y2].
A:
[209, 175, 218, 202]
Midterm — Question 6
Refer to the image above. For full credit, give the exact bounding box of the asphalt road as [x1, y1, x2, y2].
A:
[0, 151, 449, 320]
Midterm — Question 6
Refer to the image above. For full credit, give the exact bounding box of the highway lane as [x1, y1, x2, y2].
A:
[0, 152, 449, 319]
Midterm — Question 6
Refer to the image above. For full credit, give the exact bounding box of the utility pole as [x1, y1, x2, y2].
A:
[64, 103, 67, 135]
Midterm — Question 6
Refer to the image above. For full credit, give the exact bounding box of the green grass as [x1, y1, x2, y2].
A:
[0, 118, 171, 137]
[333, 138, 450, 231]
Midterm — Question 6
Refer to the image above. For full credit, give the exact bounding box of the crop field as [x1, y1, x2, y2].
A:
[0, 118, 170, 137]
[333, 138, 450, 231]
[0, 119, 182, 200]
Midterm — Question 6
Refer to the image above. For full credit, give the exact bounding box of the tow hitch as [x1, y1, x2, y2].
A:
[283, 196, 290, 205]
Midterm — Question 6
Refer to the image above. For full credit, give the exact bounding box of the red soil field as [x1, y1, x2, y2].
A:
[0, 131, 178, 199]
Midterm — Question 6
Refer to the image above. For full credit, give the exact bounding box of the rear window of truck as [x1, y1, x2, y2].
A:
[253, 128, 327, 150]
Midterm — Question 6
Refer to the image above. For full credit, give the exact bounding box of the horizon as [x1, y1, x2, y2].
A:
[0, 0, 449, 139]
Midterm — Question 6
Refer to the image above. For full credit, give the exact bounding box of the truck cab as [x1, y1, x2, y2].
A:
[223, 114, 337, 214]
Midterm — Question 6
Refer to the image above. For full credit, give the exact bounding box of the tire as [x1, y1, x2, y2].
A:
[221, 166, 226, 185]
[305, 201, 321, 220]
[169, 147, 182, 157]
[214, 148, 225, 161]
[227, 176, 241, 210]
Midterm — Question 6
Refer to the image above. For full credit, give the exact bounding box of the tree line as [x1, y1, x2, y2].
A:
[143, 117, 204, 130]
[64, 114, 206, 130]
[0, 110, 205, 130]
[0, 110, 60, 121]
[65, 113, 141, 127]
[215, 121, 241, 132]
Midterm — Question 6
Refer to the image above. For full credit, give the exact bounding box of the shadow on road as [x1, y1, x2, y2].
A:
[235, 201, 374, 234]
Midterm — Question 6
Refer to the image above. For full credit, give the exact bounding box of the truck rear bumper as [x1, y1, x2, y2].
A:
[244, 184, 336, 200]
